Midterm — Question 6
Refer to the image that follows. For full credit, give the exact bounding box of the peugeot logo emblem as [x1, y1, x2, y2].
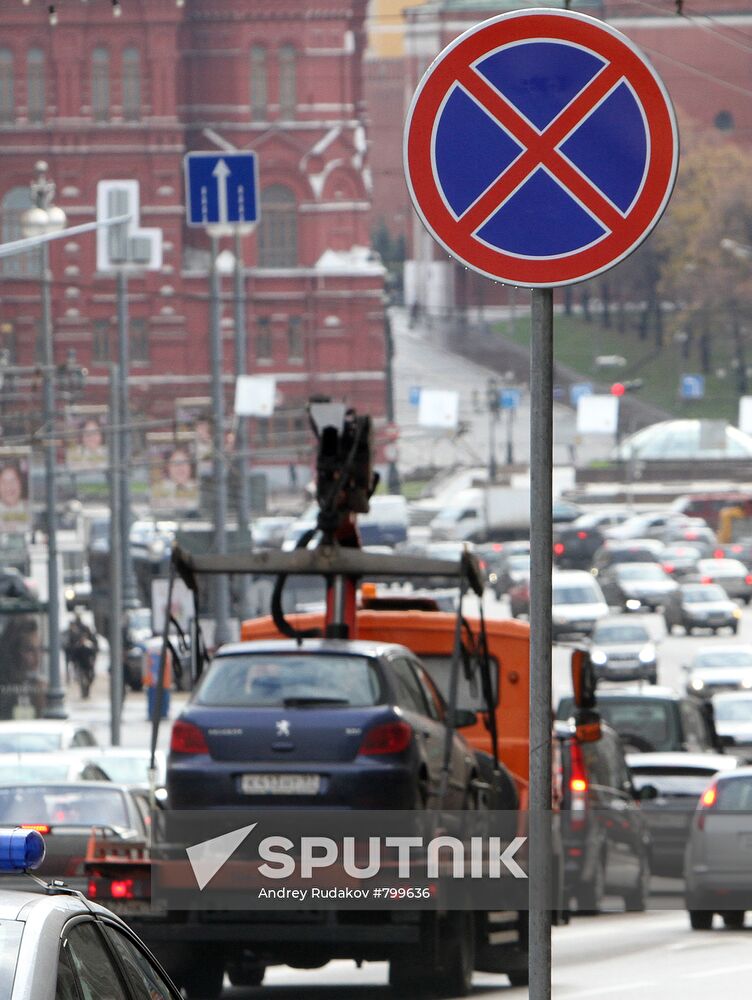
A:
[276, 719, 291, 738]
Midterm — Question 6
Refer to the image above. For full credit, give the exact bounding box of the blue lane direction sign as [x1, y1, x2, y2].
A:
[184, 152, 259, 228]
[499, 388, 521, 410]
[570, 382, 594, 406]
[409, 386, 422, 406]
[680, 374, 705, 400]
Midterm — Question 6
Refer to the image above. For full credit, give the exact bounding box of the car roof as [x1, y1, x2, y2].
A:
[712, 691, 752, 702]
[0, 721, 85, 733]
[216, 637, 413, 658]
[0, 780, 131, 792]
[716, 765, 752, 781]
[625, 752, 737, 770]
[590, 685, 682, 701]
[551, 570, 598, 581]
[0, 878, 133, 923]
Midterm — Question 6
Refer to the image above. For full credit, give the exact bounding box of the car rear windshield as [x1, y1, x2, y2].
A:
[0, 733, 62, 753]
[716, 776, 752, 810]
[683, 585, 727, 602]
[713, 699, 752, 722]
[616, 564, 666, 580]
[0, 920, 22, 1000]
[692, 651, 752, 669]
[0, 787, 129, 828]
[630, 767, 721, 796]
[558, 697, 678, 751]
[196, 654, 383, 708]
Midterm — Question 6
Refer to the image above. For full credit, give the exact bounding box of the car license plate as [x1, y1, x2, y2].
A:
[240, 773, 321, 795]
[651, 813, 687, 829]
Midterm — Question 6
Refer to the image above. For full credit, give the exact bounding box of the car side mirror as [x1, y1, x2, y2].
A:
[636, 783, 658, 801]
[453, 708, 478, 729]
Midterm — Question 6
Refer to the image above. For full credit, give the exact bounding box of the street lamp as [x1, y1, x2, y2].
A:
[486, 376, 499, 480]
[21, 160, 67, 719]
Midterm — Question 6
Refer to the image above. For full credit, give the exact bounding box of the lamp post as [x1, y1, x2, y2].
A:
[21, 161, 67, 719]
[486, 376, 499, 480]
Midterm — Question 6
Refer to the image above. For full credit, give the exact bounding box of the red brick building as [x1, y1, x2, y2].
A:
[0, 0, 388, 486]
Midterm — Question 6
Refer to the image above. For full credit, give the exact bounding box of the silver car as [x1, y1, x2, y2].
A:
[685, 766, 752, 929]
[588, 619, 658, 683]
[712, 692, 752, 752]
[685, 645, 752, 699]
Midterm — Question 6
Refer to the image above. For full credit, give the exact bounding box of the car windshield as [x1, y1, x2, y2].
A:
[0, 920, 22, 1000]
[616, 564, 666, 580]
[683, 585, 727, 602]
[592, 624, 650, 644]
[196, 654, 383, 708]
[553, 585, 599, 605]
[692, 651, 752, 669]
[0, 786, 128, 827]
[713, 699, 752, 722]
[0, 732, 62, 753]
[716, 776, 752, 810]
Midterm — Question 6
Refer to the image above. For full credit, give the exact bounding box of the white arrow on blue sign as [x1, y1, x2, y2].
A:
[184, 152, 259, 227]
[680, 374, 705, 400]
[409, 386, 422, 406]
[499, 388, 521, 410]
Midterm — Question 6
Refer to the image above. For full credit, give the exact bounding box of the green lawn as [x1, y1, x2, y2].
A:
[496, 312, 740, 422]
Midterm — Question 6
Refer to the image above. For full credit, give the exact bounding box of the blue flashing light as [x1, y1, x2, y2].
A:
[0, 829, 46, 872]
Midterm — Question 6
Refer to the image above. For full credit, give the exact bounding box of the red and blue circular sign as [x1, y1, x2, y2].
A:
[403, 9, 679, 288]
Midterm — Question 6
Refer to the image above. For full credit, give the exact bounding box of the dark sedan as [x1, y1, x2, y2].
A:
[627, 752, 740, 876]
[553, 511, 631, 570]
[664, 582, 741, 635]
[167, 639, 477, 811]
[597, 561, 678, 611]
[695, 558, 752, 603]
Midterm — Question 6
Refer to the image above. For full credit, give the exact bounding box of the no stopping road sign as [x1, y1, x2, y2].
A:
[403, 9, 678, 287]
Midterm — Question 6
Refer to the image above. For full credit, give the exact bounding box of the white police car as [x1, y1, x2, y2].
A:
[0, 827, 182, 999]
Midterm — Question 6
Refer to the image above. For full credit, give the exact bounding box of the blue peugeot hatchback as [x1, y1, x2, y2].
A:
[167, 639, 478, 810]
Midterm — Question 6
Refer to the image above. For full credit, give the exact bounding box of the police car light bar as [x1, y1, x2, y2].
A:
[0, 828, 46, 872]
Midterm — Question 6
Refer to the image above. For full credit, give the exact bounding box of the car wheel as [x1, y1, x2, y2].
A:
[689, 910, 713, 930]
[623, 857, 650, 912]
[431, 911, 475, 998]
[389, 957, 426, 996]
[181, 957, 225, 1000]
[227, 963, 265, 987]
[576, 855, 605, 914]
[722, 911, 745, 929]
[732, 622, 739, 635]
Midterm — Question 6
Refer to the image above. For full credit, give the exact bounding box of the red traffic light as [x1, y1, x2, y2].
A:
[610, 382, 626, 397]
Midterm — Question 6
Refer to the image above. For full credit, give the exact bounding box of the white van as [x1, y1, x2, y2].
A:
[552, 570, 608, 639]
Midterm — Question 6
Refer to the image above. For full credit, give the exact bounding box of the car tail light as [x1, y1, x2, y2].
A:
[87, 879, 97, 899]
[714, 548, 724, 558]
[359, 721, 413, 756]
[745, 575, 752, 586]
[568, 742, 588, 830]
[553, 542, 565, 556]
[492, 543, 503, 552]
[111, 878, 135, 899]
[577, 531, 588, 540]
[21, 824, 50, 834]
[697, 781, 718, 831]
[170, 720, 209, 755]
[732, 545, 743, 554]
[663, 562, 674, 575]
[701, 576, 713, 584]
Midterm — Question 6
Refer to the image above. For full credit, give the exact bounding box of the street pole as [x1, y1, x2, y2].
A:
[210, 234, 231, 647]
[40, 239, 66, 719]
[487, 378, 498, 480]
[529, 287, 553, 1000]
[506, 405, 515, 466]
[108, 363, 123, 746]
[117, 271, 139, 609]
[383, 312, 402, 493]
[234, 230, 253, 619]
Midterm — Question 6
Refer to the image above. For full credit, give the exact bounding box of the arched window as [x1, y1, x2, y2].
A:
[26, 48, 45, 123]
[1, 187, 34, 277]
[258, 185, 297, 268]
[92, 47, 110, 122]
[250, 45, 267, 121]
[122, 47, 140, 121]
[278, 45, 296, 120]
[0, 49, 14, 124]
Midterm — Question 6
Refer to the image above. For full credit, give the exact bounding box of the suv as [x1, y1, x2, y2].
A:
[555, 721, 652, 912]
[556, 687, 720, 754]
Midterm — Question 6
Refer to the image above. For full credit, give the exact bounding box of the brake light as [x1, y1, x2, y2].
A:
[111, 879, 135, 899]
[359, 721, 413, 756]
[553, 542, 565, 556]
[568, 742, 588, 830]
[21, 824, 50, 835]
[170, 720, 209, 755]
[746, 575, 752, 585]
[662, 563, 674, 575]
[701, 576, 712, 584]
[714, 548, 724, 558]
[87, 879, 97, 899]
[733, 545, 742, 553]
[492, 543, 503, 552]
[697, 781, 718, 831]
[577, 531, 588, 540]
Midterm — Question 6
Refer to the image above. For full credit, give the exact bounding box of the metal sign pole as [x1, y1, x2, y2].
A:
[209, 234, 231, 647]
[529, 286, 554, 1000]
[108, 363, 123, 746]
[234, 230, 253, 619]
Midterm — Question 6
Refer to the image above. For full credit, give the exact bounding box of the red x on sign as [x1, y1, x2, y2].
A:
[404, 10, 679, 287]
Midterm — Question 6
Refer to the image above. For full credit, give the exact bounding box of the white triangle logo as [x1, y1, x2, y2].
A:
[185, 823, 257, 891]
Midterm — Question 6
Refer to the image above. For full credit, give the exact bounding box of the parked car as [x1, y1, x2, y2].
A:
[553, 510, 631, 571]
[664, 582, 741, 635]
[684, 645, 752, 699]
[597, 561, 678, 612]
[627, 752, 740, 876]
[685, 766, 752, 928]
[693, 558, 752, 603]
[557, 687, 719, 754]
[167, 639, 479, 811]
[556, 720, 652, 912]
[712, 692, 752, 752]
[0, 721, 98, 753]
[588, 619, 658, 684]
